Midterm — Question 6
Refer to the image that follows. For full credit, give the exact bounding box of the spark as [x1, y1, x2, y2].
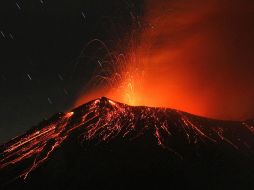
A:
[242, 122, 254, 134]
[66, 112, 74, 117]
[1, 97, 251, 180]
[108, 100, 116, 105]
[75, 39, 145, 107]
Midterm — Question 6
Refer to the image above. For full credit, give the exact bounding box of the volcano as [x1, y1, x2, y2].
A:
[1, 97, 254, 189]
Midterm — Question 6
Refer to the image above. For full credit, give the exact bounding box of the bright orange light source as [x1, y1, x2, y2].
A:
[75, 0, 254, 121]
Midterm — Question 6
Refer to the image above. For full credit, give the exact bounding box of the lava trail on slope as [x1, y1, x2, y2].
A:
[0, 97, 254, 189]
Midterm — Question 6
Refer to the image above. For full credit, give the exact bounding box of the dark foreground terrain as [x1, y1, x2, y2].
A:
[1, 97, 254, 189]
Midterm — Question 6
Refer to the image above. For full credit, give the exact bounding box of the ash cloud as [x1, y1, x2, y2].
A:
[137, 0, 254, 120]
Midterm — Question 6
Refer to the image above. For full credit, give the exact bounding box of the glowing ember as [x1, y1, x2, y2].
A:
[75, 0, 254, 121]
[1, 97, 253, 180]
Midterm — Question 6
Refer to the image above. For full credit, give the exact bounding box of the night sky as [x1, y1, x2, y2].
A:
[0, 0, 143, 142]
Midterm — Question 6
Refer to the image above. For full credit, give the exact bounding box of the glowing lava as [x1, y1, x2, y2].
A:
[1, 97, 253, 181]
[76, 0, 254, 120]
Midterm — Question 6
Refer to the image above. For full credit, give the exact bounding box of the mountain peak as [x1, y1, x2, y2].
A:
[1, 98, 254, 188]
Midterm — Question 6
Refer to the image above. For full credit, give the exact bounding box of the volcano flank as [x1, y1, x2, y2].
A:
[1, 97, 254, 189]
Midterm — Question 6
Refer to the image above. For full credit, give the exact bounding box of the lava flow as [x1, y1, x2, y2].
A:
[1, 97, 254, 183]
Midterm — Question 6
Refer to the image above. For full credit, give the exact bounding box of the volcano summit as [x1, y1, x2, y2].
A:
[0, 97, 254, 189]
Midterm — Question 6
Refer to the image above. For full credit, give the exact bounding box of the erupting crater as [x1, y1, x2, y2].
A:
[0, 97, 254, 189]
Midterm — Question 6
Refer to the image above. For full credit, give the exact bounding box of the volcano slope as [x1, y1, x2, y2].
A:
[0, 97, 254, 189]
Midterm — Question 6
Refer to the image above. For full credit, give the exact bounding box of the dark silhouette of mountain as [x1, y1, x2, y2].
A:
[1, 97, 254, 189]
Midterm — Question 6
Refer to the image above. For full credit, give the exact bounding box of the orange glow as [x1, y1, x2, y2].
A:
[2, 97, 252, 180]
[76, 0, 254, 120]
